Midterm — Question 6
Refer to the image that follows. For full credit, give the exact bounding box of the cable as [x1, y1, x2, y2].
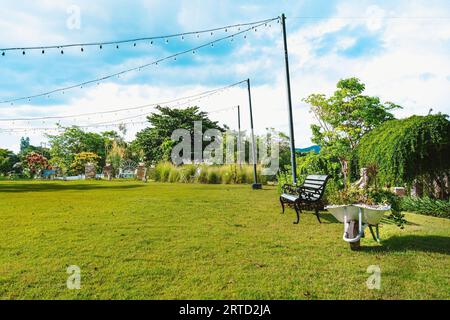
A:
[0, 18, 277, 105]
[288, 16, 450, 20]
[0, 17, 278, 52]
[0, 105, 240, 133]
[0, 80, 246, 121]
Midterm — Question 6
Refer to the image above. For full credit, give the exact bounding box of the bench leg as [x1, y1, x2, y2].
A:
[293, 203, 300, 224]
[279, 197, 285, 214]
[314, 208, 322, 224]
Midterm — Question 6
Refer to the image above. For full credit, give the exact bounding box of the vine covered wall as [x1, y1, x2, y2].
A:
[357, 114, 450, 195]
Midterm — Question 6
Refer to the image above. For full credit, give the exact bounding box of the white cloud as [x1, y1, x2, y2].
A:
[1, 0, 450, 153]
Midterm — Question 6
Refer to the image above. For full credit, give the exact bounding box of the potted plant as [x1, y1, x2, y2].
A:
[326, 187, 404, 250]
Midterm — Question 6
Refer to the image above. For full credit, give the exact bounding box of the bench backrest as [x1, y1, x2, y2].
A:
[301, 175, 329, 200]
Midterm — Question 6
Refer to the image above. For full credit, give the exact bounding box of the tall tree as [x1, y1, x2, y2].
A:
[0, 149, 18, 176]
[47, 127, 107, 174]
[304, 78, 400, 187]
[134, 106, 223, 164]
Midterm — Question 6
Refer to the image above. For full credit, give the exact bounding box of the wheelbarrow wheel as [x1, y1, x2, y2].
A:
[348, 220, 361, 251]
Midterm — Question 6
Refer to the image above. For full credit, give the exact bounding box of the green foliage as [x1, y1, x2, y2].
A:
[134, 106, 223, 164]
[0, 149, 18, 175]
[304, 78, 399, 186]
[154, 162, 173, 182]
[153, 162, 264, 185]
[401, 197, 450, 219]
[277, 151, 342, 197]
[326, 187, 406, 228]
[70, 152, 100, 175]
[47, 127, 107, 174]
[357, 114, 450, 187]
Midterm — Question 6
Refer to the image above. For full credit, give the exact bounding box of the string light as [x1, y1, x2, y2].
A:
[0, 17, 277, 54]
[0, 83, 246, 134]
[0, 19, 275, 105]
[0, 80, 247, 122]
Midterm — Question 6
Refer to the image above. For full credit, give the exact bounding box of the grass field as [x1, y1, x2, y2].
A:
[0, 180, 449, 300]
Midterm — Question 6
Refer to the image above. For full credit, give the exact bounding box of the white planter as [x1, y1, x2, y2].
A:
[325, 205, 360, 223]
[354, 204, 391, 226]
[326, 204, 391, 225]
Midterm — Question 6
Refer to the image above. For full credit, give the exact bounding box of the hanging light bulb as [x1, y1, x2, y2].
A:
[41, 50, 45, 54]
[81, 47, 84, 52]
[134, 43, 136, 47]
[165, 39, 169, 44]
[22, 51, 25, 55]
[116, 45, 119, 49]
[1, 52, 5, 56]
[150, 41, 153, 45]
[61, 50, 64, 54]
[100, 45, 103, 49]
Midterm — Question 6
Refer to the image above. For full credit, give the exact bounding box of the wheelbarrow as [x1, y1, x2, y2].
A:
[325, 204, 391, 250]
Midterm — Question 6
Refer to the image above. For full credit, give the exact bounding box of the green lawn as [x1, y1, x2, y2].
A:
[0, 180, 449, 300]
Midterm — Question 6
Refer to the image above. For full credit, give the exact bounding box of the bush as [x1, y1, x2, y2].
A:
[219, 166, 234, 184]
[168, 167, 180, 183]
[154, 162, 172, 182]
[178, 165, 197, 183]
[153, 162, 265, 185]
[401, 197, 450, 219]
[207, 167, 221, 184]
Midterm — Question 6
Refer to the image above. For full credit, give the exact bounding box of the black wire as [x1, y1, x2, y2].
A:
[0, 17, 277, 51]
[0, 80, 246, 121]
[0, 18, 277, 105]
[0, 105, 239, 132]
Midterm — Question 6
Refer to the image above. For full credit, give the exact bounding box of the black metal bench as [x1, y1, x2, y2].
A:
[280, 175, 329, 224]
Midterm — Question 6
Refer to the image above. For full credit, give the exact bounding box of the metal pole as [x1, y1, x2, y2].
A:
[237, 105, 242, 167]
[281, 13, 298, 185]
[246, 79, 262, 189]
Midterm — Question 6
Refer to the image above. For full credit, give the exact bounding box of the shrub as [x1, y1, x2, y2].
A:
[178, 165, 197, 183]
[401, 197, 450, 219]
[168, 167, 180, 183]
[219, 165, 234, 184]
[207, 167, 221, 184]
[154, 162, 172, 182]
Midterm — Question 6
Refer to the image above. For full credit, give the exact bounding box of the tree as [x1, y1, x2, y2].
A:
[47, 127, 107, 174]
[0, 149, 18, 176]
[134, 106, 223, 164]
[304, 78, 400, 187]
[71, 152, 101, 175]
[24, 152, 48, 177]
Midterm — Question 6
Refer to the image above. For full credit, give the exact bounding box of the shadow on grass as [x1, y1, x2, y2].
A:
[361, 235, 450, 255]
[0, 183, 145, 193]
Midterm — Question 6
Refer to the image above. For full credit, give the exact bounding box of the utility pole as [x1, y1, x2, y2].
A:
[246, 79, 262, 190]
[237, 105, 242, 167]
[281, 13, 298, 185]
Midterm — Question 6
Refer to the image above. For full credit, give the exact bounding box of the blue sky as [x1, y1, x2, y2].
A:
[0, 0, 449, 151]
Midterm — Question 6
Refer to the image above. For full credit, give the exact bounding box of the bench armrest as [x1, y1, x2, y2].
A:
[282, 184, 299, 194]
